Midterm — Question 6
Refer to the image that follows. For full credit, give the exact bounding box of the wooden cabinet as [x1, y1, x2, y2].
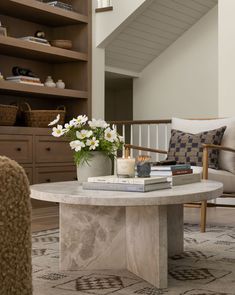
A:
[0, 126, 76, 186]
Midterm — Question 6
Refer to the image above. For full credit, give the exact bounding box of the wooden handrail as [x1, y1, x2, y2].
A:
[124, 144, 167, 156]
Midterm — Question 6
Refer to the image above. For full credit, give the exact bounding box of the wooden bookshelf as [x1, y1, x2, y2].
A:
[0, 0, 88, 26]
[0, 0, 91, 196]
[0, 36, 88, 63]
[0, 80, 88, 99]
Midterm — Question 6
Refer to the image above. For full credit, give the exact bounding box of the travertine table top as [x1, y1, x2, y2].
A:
[30, 180, 223, 206]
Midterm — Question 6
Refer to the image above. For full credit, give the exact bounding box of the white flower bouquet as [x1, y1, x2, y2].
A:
[49, 114, 124, 165]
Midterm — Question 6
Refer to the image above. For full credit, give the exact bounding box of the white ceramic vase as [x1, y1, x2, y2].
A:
[44, 76, 56, 88]
[76, 151, 112, 184]
[56, 79, 65, 89]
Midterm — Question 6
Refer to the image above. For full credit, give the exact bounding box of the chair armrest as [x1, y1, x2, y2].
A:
[202, 144, 235, 153]
[124, 144, 167, 158]
[202, 144, 235, 180]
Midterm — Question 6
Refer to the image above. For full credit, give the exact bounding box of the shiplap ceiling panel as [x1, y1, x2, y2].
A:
[105, 0, 218, 73]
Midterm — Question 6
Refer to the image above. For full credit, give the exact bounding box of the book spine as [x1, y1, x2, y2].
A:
[172, 169, 193, 176]
[171, 164, 191, 171]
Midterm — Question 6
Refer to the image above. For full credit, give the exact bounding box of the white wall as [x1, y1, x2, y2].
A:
[96, 0, 146, 47]
[92, 0, 105, 119]
[133, 6, 218, 120]
[218, 0, 235, 117]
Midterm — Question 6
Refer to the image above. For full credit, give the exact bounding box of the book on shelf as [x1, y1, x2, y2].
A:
[7, 80, 44, 86]
[87, 175, 168, 185]
[83, 181, 172, 193]
[6, 75, 40, 82]
[19, 36, 51, 46]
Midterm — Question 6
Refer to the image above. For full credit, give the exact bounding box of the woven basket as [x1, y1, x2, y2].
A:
[21, 102, 66, 128]
[0, 104, 18, 126]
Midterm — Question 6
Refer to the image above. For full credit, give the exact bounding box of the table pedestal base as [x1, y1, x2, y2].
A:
[60, 203, 183, 288]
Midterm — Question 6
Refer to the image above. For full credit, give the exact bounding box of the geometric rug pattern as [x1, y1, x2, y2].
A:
[32, 223, 235, 295]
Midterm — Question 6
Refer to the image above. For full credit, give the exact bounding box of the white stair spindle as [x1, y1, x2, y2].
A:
[138, 125, 142, 156]
[156, 124, 159, 162]
[130, 125, 133, 158]
[147, 124, 150, 156]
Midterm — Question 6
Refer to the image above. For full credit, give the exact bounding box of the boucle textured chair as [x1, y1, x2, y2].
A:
[0, 156, 32, 295]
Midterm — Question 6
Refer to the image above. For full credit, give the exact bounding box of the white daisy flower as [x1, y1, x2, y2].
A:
[86, 137, 99, 150]
[76, 129, 93, 140]
[52, 125, 64, 137]
[69, 140, 85, 152]
[71, 115, 88, 127]
[118, 135, 124, 143]
[63, 123, 72, 133]
[104, 127, 117, 142]
[88, 119, 109, 129]
[48, 114, 60, 126]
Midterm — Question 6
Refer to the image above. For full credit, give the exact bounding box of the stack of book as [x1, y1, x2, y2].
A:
[44, 1, 73, 11]
[83, 175, 172, 192]
[151, 164, 201, 186]
[6, 76, 44, 86]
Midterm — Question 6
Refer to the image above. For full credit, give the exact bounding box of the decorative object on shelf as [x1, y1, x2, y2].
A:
[56, 79, 65, 89]
[12, 67, 37, 78]
[34, 30, 46, 39]
[19, 36, 50, 46]
[0, 104, 18, 126]
[50, 39, 72, 49]
[6, 75, 44, 86]
[137, 155, 151, 178]
[0, 72, 4, 80]
[44, 1, 73, 11]
[97, 0, 112, 8]
[21, 102, 65, 128]
[50, 116, 124, 183]
[116, 157, 135, 178]
[0, 21, 7, 36]
[44, 76, 56, 88]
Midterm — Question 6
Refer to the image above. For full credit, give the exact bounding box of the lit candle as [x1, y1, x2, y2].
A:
[116, 157, 135, 178]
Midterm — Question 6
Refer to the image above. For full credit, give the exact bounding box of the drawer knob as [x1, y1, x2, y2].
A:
[46, 179, 51, 183]
[46, 147, 51, 151]
[16, 147, 22, 152]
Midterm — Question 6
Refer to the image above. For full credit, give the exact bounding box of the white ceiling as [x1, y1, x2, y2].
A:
[105, 0, 218, 73]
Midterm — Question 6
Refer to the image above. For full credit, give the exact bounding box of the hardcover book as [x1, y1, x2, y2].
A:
[87, 175, 168, 185]
[83, 181, 171, 192]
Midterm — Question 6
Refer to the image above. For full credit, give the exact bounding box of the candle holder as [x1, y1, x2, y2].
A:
[136, 155, 151, 178]
[116, 157, 135, 178]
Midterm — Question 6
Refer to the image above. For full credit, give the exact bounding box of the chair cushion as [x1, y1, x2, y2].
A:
[193, 166, 235, 193]
[167, 127, 226, 169]
[172, 117, 235, 174]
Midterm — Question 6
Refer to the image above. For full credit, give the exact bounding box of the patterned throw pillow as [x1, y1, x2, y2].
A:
[167, 126, 227, 169]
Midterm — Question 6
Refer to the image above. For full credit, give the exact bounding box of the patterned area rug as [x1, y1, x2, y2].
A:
[32, 224, 235, 295]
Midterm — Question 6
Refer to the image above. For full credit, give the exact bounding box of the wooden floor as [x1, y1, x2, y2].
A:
[31, 205, 235, 233]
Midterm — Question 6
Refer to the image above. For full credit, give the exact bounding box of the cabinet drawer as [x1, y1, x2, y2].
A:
[35, 136, 73, 163]
[23, 167, 33, 184]
[0, 135, 33, 163]
[35, 166, 77, 184]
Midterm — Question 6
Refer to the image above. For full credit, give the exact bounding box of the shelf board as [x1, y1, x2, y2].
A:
[0, 0, 88, 26]
[95, 7, 113, 13]
[0, 36, 88, 63]
[0, 80, 88, 100]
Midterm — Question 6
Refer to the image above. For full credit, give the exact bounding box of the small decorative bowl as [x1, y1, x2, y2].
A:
[50, 40, 73, 50]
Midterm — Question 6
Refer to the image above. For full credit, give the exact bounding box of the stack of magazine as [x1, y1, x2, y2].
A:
[83, 175, 172, 192]
[6, 75, 44, 86]
[151, 164, 201, 186]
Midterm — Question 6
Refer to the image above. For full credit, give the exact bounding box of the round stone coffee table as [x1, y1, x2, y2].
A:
[31, 180, 223, 288]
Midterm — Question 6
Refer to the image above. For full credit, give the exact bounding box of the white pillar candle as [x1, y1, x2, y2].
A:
[116, 157, 135, 178]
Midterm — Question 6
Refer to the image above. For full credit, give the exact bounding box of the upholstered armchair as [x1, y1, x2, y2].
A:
[0, 156, 32, 295]
[125, 117, 235, 233]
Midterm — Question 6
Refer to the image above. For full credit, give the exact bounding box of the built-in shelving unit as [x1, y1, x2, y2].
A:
[0, 0, 91, 199]
[0, 0, 91, 119]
